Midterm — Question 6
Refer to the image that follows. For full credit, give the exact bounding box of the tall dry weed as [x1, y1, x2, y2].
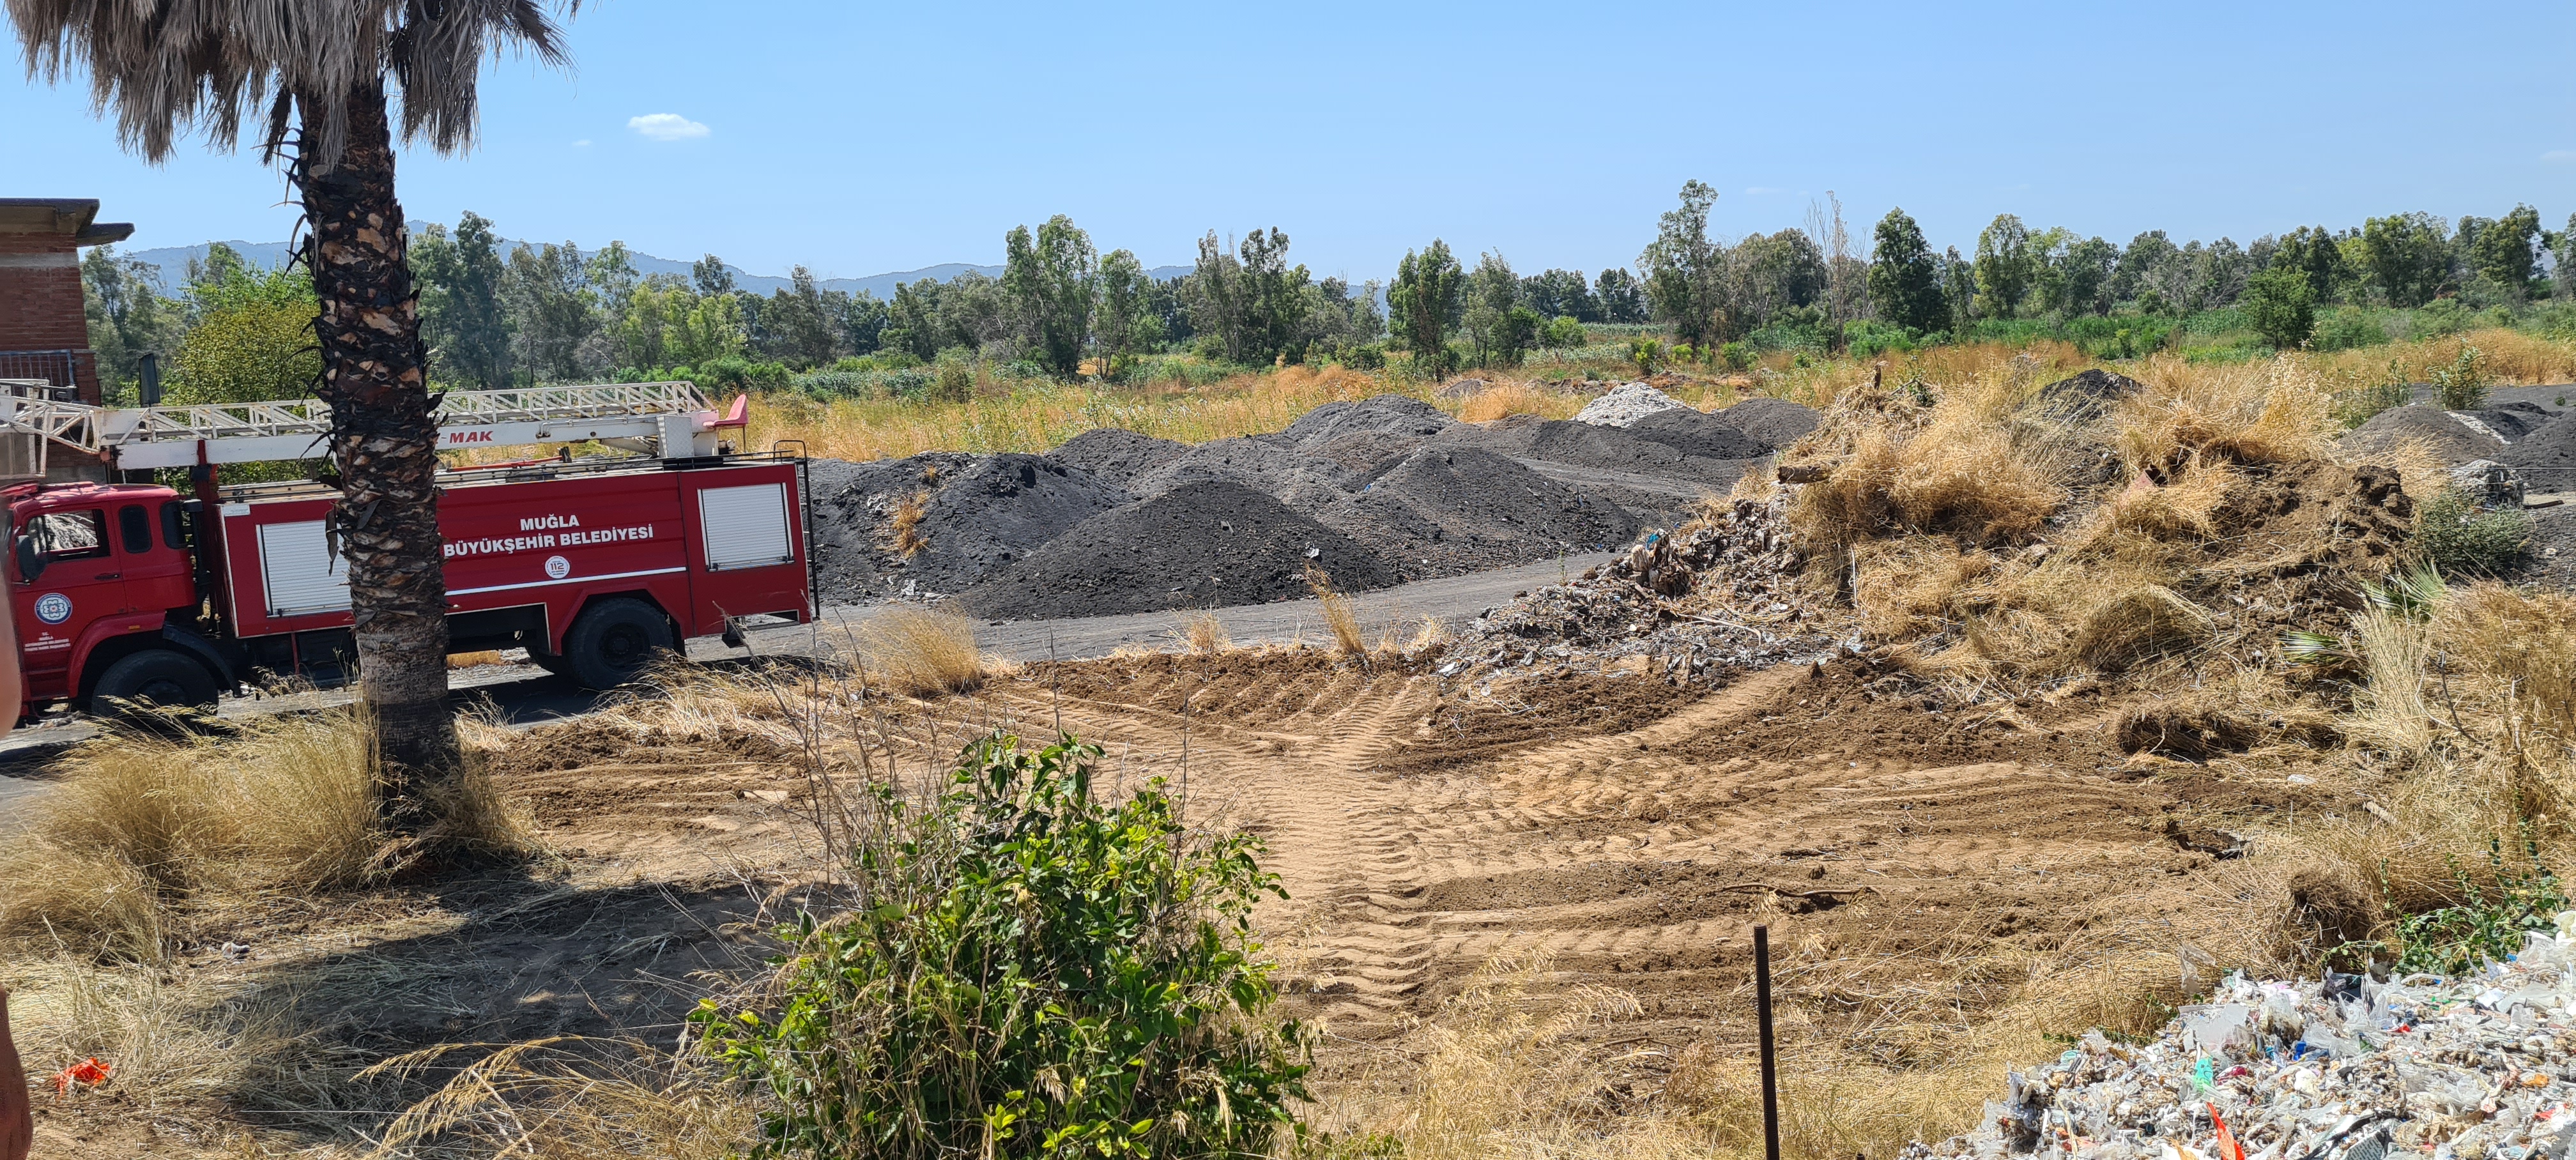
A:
[1305, 565, 1365, 655]
[1459, 380, 1580, 422]
[1176, 609, 1232, 655]
[857, 607, 987, 696]
[2112, 358, 2331, 471]
[364, 1038, 758, 1159]
[0, 708, 528, 960]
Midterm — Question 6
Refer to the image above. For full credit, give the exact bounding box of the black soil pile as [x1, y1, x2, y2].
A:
[2036, 369, 2145, 421]
[1128, 436, 1347, 498]
[1430, 416, 1750, 484]
[2499, 408, 2576, 488]
[2458, 401, 2555, 442]
[956, 481, 1397, 621]
[1275, 394, 1453, 449]
[2340, 404, 2504, 466]
[1045, 428, 1188, 488]
[1715, 397, 1823, 450]
[1305, 430, 1427, 482]
[1305, 446, 1642, 577]
[807, 453, 1131, 603]
[1624, 406, 1769, 461]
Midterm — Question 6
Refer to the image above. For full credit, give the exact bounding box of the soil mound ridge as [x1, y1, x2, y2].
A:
[1712, 397, 1821, 450]
[2499, 406, 2576, 489]
[1303, 446, 1641, 577]
[2340, 404, 2503, 466]
[808, 453, 1131, 603]
[1624, 406, 1768, 460]
[1045, 428, 1188, 487]
[956, 480, 1397, 620]
[1276, 394, 1453, 449]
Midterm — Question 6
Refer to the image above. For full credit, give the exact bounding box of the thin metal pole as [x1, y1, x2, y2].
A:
[1756, 923, 1781, 1160]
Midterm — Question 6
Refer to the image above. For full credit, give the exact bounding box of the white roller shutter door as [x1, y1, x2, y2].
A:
[258, 520, 350, 616]
[699, 483, 793, 571]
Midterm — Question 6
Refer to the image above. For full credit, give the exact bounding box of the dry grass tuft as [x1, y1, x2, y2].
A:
[1789, 387, 2063, 553]
[2061, 584, 2213, 673]
[1312, 953, 1712, 1159]
[1458, 380, 1579, 423]
[0, 710, 383, 959]
[886, 489, 931, 558]
[0, 708, 533, 961]
[364, 1037, 757, 1159]
[447, 650, 508, 669]
[1304, 565, 1365, 655]
[1175, 609, 1232, 655]
[857, 607, 986, 696]
[2437, 583, 2576, 745]
[2112, 358, 2331, 472]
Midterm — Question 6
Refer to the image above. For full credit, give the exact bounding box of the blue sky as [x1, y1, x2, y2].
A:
[8, 0, 2574, 285]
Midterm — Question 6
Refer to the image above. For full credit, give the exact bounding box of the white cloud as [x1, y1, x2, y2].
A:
[572, 139, 592, 148]
[627, 113, 709, 142]
[2545, 149, 2576, 164]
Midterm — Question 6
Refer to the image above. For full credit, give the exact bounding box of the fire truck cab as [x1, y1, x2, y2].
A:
[4, 454, 813, 721]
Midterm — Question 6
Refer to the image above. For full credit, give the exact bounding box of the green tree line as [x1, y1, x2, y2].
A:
[82, 195, 2576, 404]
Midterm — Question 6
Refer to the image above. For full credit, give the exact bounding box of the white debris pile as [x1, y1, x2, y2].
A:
[1572, 381, 1689, 427]
[1909, 915, 2576, 1160]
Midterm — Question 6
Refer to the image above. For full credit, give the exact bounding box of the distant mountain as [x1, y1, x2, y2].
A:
[119, 238, 1188, 298]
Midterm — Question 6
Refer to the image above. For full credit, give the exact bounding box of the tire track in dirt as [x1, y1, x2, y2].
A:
[996, 653, 2214, 1049]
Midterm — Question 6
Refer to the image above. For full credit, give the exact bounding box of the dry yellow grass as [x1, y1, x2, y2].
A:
[447, 649, 508, 669]
[746, 364, 1420, 461]
[364, 1037, 758, 1160]
[1304, 565, 1365, 655]
[856, 607, 987, 696]
[0, 711, 382, 959]
[886, 489, 931, 557]
[1458, 380, 1581, 422]
[1174, 609, 1231, 654]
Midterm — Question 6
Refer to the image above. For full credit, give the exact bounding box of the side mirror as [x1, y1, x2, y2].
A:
[14, 535, 42, 585]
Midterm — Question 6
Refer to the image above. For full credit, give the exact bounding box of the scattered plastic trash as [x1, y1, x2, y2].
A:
[1908, 912, 2576, 1160]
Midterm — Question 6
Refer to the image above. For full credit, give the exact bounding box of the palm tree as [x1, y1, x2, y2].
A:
[10, 0, 578, 844]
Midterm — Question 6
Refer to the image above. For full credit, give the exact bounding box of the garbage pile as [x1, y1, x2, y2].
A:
[1910, 916, 2576, 1160]
[1440, 485, 1848, 683]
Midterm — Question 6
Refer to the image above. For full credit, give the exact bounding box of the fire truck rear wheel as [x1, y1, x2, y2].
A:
[89, 650, 221, 714]
[564, 599, 677, 690]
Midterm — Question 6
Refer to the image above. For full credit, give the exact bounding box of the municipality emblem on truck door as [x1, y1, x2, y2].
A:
[33, 593, 71, 624]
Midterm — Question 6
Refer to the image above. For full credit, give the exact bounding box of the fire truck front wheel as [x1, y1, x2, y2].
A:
[564, 599, 678, 690]
[89, 650, 222, 714]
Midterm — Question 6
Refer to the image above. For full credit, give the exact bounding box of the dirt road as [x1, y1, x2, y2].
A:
[0, 553, 1612, 813]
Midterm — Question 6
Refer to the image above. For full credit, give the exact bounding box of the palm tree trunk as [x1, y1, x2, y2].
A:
[296, 82, 457, 826]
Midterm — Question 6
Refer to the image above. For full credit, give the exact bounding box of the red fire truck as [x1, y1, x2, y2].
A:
[0, 382, 811, 719]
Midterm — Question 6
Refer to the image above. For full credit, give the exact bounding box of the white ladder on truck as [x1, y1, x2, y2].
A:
[0, 380, 743, 471]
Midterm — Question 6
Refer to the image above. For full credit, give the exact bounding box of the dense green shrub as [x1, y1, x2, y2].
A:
[2385, 839, 2566, 976]
[2243, 266, 2315, 350]
[694, 733, 1310, 1159]
[1538, 314, 1586, 349]
[2411, 298, 2473, 340]
[2432, 344, 2490, 409]
[2416, 487, 2529, 575]
[2313, 305, 2391, 352]
[1338, 341, 1388, 369]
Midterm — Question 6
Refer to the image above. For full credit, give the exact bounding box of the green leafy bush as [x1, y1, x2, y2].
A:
[2432, 343, 2490, 409]
[1538, 314, 1586, 349]
[694, 733, 1311, 1159]
[1339, 341, 1388, 370]
[2386, 839, 2566, 976]
[2243, 266, 2316, 350]
[2313, 305, 2391, 352]
[2416, 487, 2530, 575]
[2411, 298, 2472, 340]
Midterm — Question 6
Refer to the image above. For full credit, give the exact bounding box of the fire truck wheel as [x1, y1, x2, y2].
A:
[564, 599, 677, 690]
[89, 650, 221, 714]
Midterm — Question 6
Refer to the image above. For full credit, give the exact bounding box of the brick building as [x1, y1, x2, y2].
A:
[1, 198, 134, 405]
